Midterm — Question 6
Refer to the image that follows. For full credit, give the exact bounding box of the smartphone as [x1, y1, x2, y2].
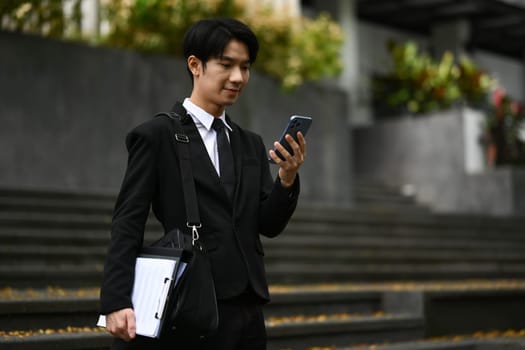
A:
[269, 115, 312, 163]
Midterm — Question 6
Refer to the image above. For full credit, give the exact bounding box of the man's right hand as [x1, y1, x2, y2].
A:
[106, 308, 136, 341]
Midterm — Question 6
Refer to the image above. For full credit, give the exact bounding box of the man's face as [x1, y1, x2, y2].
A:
[189, 39, 251, 116]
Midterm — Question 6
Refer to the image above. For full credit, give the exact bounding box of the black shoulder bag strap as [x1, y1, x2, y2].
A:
[154, 111, 202, 247]
[154, 111, 219, 336]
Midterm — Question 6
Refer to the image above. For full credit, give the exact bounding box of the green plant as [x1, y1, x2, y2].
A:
[283, 13, 343, 90]
[0, 0, 70, 38]
[1, 0, 343, 90]
[252, 9, 343, 90]
[101, 0, 244, 56]
[102, 0, 343, 90]
[245, 10, 342, 90]
[373, 40, 493, 115]
[458, 56, 494, 107]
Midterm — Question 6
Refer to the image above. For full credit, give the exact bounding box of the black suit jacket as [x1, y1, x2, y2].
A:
[100, 103, 299, 315]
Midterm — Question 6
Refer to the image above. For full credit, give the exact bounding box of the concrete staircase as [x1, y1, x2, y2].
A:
[1, 186, 525, 349]
[265, 209, 525, 284]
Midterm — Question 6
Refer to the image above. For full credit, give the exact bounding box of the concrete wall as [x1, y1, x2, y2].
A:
[353, 107, 525, 216]
[383, 289, 525, 340]
[473, 49, 525, 101]
[354, 109, 465, 209]
[0, 31, 352, 206]
[460, 167, 525, 216]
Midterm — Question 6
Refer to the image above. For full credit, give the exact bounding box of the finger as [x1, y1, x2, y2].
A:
[285, 134, 304, 162]
[290, 132, 306, 156]
[108, 319, 127, 340]
[106, 314, 121, 334]
[268, 149, 283, 164]
[296, 132, 307, 160]
[297, 132, 306, 152]
[126, 311, 136, 340]
[107, 310, 134, 342]
[283, 134, 304, 166]
[115, 318, 130, 341]
[273, 141, 293, 162]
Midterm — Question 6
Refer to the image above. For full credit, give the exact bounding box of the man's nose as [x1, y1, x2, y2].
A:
[229, 66, 243, 82]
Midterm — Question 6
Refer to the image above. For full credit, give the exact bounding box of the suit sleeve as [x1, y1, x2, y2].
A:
[257, 137, 300, 237]
[99, 129, 157, 314]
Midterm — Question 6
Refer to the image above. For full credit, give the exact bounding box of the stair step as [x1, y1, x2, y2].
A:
[0, 245, 106, 264]
[0, 314, 424, 350]
[266, 263, 525, 283]
[264, 248, 525, 263]
[4, 233, 525, 251]
[283, 222, 525, 239]
[0, 188, 115, 202]
[0, 266, 103, 288]
[264, 235, 525, 250]
[0, 329, 111, 350]
[0, 297, 99, 332]
[1, 187, 524, 226]
[5, 262, 525, 288]
[0, 212, 162, 232]
[0, 284, 423, 349]
[0, 199, 114, 215]
[3, 281, 525, 349]
[292, 206, 525, 229]
[267, 289, 382, 318]
[267, 313, 423, 350]
[0, 287, 383, 331]
[3, 203, 525, 231]
[3, 231, 524, 252]
[3, 262, 525, 288]
[0, 212, 112, 229]
[3, 328, 524, 350]
[0, 228, 160, 244]
[342, 334, 525, 350]
[3, 224, 524, 243]
[0, 231, 111, 247]
[355, 190, 415, 203]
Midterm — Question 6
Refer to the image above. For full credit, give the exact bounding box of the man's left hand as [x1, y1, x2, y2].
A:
[268, 132, 307, 188]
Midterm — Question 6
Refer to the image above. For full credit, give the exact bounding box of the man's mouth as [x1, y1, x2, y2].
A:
[224, 87, 240, 93]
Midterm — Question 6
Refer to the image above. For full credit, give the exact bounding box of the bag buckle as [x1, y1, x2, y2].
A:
[175, 134, 189, 143]
[187, 223, 202, 248]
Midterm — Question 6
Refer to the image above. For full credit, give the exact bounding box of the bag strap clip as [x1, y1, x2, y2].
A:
[175, 134, 189, 143]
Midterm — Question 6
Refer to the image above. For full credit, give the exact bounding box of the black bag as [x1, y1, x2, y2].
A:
[150, 111, 219, 336]
[151, 228, 218, 336]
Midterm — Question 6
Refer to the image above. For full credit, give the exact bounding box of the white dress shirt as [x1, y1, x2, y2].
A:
[182, 98, 233, 176]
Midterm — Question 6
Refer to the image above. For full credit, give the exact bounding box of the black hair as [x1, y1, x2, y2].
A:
[183, 18, 259, 81]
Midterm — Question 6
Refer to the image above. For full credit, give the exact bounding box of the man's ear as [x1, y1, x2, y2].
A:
[187, 55, 202, 77]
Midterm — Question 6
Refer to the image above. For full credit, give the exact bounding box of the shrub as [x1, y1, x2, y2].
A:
[373, 40, 493, 115]
[101, 0, 343, 90]
[0, 0, 70, 38]
[1, 0, 344, 90]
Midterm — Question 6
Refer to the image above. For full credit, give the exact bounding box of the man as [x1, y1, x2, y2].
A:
[99, 18, 306, 350]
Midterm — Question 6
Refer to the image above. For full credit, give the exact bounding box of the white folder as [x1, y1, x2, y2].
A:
[98, 248, 187, 338]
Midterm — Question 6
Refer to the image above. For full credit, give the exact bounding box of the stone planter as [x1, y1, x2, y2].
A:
[353, 107, 525, 216]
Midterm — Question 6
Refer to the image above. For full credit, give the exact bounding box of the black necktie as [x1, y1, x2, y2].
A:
[211, 118, 235, 200]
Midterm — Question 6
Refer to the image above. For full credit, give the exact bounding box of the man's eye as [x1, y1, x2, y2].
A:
[221, 63, 232, 68]
[241, 66, 250, 71]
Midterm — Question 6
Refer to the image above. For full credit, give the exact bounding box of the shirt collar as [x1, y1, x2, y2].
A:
[183, 98, 232, 132]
